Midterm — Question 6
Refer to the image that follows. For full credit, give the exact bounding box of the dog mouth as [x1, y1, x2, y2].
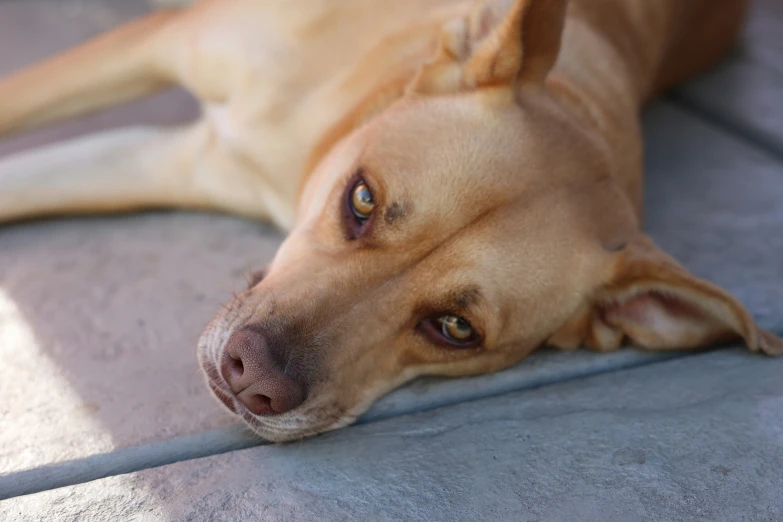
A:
[202, 368, 360, 441]
[201, 355, 298, 440]
[198, 314, 360, 442]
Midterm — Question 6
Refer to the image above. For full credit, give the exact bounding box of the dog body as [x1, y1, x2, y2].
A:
[0, 0, 745, 225]
[1, 0, 780, 441]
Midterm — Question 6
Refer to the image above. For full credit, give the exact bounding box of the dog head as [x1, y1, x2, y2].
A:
[198, 0, 782, 441]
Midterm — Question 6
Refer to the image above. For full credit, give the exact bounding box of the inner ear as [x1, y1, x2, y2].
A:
[549, 234, 783, 357]
[592, 234, 779, 354]
[411, 0, 568, 94]
[607, 292, 706, 326]
[467, 0, 568, 87]
[600, 290, 739, 349]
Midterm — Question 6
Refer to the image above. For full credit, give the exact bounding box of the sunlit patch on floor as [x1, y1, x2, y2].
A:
[0, 288, 115, 472]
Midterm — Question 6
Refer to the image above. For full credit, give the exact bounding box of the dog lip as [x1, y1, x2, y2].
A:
[208, 379, 239, 414]
[201, 356, 240, 414]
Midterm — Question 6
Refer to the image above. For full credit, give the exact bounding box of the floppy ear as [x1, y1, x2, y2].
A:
[411, 0, 568, 94]
[548, 235, 783, 356]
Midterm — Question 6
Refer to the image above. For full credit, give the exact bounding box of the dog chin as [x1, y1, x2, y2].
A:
[230, 399, 358, 443]
[245, 412, 357, 443]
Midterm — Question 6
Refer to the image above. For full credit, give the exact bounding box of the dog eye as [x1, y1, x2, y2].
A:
[343, 177, 376, 239]
[350, 180, 375, 221]
[439, 315, 474, 342]
[419, 315, 480, 348]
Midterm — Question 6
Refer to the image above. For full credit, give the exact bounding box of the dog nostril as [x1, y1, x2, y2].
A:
[220, 326, 307, 416]
[242, 393, 276, 416]
[227, 355, 243, 379]
[220, 349, 246, 392]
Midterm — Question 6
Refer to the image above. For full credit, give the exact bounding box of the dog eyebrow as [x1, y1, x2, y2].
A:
[384, 200, 411, 225]
[451, 286, 483, 311]
[416, 286, 484, 319]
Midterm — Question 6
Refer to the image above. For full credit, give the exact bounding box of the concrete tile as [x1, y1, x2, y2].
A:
[0, 350, 681, 500]
[4, 350, 781, 521]
[676, 0, 783, 153]
[677, 59, 783, 155]
[0, 213, 284, 474]
[643, 103, 783, 330]
[744, 0, 783, 75]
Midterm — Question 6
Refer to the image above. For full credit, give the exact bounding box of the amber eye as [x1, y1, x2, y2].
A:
[439, 315, 475, 342]
[418, 314, 480, 349]
[350, 181, 375, 221]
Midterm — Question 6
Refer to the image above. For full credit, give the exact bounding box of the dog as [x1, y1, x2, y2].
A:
[1, 0, 780, 441]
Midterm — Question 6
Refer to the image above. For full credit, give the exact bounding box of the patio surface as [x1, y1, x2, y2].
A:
[1, 1, 782, 520]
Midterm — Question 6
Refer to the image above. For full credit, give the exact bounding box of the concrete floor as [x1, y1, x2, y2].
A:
[1, 1, 782, 520]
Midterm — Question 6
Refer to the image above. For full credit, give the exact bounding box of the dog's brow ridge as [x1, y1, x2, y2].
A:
[453, 286, 483, 311]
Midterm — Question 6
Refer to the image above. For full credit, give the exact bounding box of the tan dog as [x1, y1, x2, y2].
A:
[1, 0, 780, 441]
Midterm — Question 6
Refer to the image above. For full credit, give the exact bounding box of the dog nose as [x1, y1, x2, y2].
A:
[220, 326, 305, 415]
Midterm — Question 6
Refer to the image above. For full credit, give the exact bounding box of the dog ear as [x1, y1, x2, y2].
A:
[548, 234, 783, 356]
[411, 0, 568, 94]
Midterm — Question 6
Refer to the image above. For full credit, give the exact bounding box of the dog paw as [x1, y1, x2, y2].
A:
[758, 329, 783, 357]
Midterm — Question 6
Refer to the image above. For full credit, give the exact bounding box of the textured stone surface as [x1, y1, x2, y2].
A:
[677, 59, 783, 155]
[743, 0, 783, 75]
[0, 348, 687, 499]
[643, 103, 783, 330]
[4, 350, 782, 522]
[676, 0, 783, 153]
[0, 213, 282, 473]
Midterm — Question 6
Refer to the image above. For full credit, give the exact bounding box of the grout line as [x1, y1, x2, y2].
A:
[0, 425, 264, 502]
[0, 348, 702, 501]
[668, 91, 783, 165]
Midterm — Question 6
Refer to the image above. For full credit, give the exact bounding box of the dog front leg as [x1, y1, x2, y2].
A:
[0, 124, 213, 223]
[0, 122, 289, 226]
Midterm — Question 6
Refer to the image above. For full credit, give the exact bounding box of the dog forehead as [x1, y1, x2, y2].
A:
[414, 194, 594, 278]
[359, 93, 591, 216]
[364, 95, 543, 180]
[363, 202, 587, 326]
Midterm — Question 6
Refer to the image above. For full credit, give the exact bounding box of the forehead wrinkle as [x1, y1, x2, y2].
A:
[394, 195, 505, 273]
